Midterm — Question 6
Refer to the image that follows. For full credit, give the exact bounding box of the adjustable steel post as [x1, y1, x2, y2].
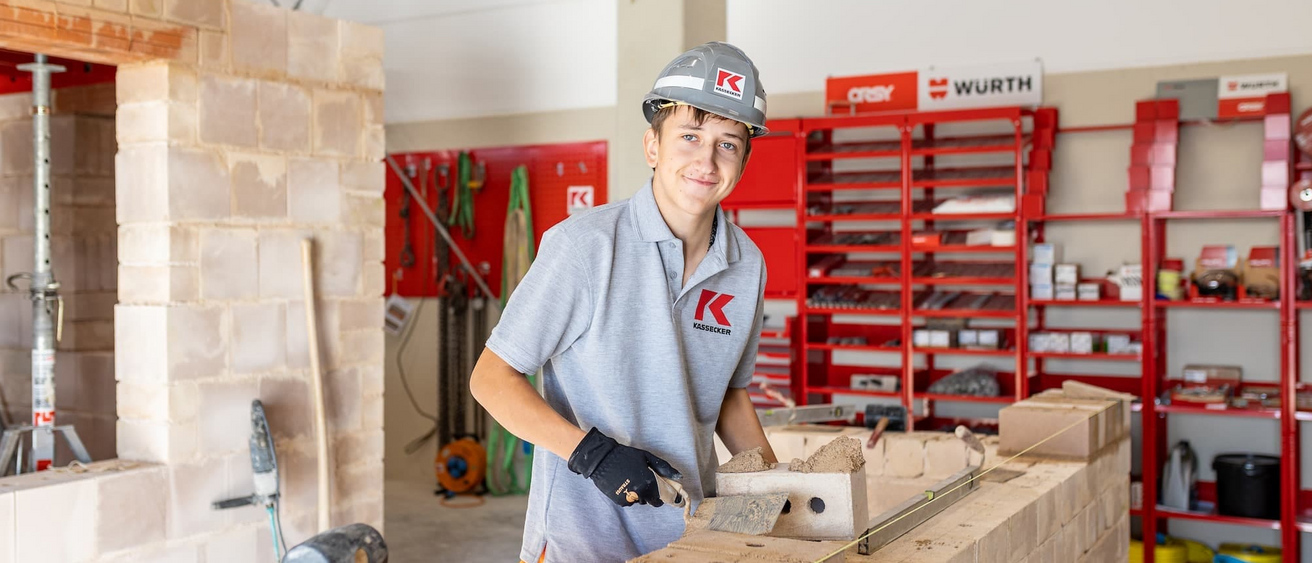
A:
[0, 54, 90, 474]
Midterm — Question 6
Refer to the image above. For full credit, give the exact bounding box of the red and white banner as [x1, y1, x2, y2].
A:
[1217, 73, 1287, 118]
[826, 61, 1043, 114]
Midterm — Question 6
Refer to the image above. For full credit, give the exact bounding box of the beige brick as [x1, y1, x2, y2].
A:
[340, 329, 382, 366]
[164, 0, 224, 29]
[204, 525, 259, 563]
[199, 30, 228, 70]
[360, 364, 383, 397]
[116, 62, 196, 105]
[230, 0, 287, 76]
[1, 119, 32, 175]
[363, 230, 384, 262]
[340, 298, 383, 331]
[336, 428, 384, 468]
[0, 492, 12, 563]
[118, 224, 199, 265]
[361, 261, 385, 297]
[341, 160, 384, 194]
[168, 147, 231, 221]
[1008, 498, 1039, 561]
[258, 82, 310, 152]
[257, 230, 308, 299]
[200, 74, 257, 148]
[167, 461, 226, 538]
[118, 264, 199, 303]
[231, 302, 286, 374]
[167, 304, 228, 380]
[288, 10, 339, 83]
[129, 0, 160, 16]
[883, 433, 925, 478]
[316, 231, 362, 297]
[362, 393, 383, 428]
[97, 467, 167, 553]
[313, 90, 361, 157]
[0, 92, 32, 120]
[343, 193, 385, 226]
[259, 376, 311, 440]
[326, 367, 361, 431]
[288, 158, 341, 223]
[200, 228, 258, 299]
[197, 378, 259, 453]
[364, 125, 385, 160]
[15, 478, 97, 562]
[230, 151, 287, 219]
[362, 91, 383, 126]
[278, 443, 320, 513]
[924, 435, 967, 478]
[115, 305, 167, 384]
[1036, 487, 1060, 545]
[338, 20, 384, 89]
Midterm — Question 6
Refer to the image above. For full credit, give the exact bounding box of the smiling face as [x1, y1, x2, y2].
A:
[644, 105, 752, 219]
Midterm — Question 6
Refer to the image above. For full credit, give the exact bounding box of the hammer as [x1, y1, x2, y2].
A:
[283, 523, 387, 563]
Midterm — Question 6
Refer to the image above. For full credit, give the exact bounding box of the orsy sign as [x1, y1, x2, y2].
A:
[825, 61, 1042, 114]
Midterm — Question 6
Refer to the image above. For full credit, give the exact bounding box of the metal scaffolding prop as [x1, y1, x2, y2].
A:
[0, 54, 90, 475]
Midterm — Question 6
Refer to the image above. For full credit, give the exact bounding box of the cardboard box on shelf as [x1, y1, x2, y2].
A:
[1033, 243, 1059, 265]
[1106, 335, 1132, 355]
[1077, 283, 1101, 301]
[977, 330, 1001, 349]
[1117, 264, 1143, 302]
[1030, 263, 1055, 284]
[1071, 332, 1095, 354]
[1055, 264, 1080, 285]
[928, 330, 954, 348]
[1055, 284, 1077, 301]
[1242, 246, 1279, 299]
[958, 329, 979, 347]
[1032, 283, 1054, 300]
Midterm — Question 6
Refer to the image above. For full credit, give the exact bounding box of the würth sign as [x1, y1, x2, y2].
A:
[826, 60, 1043, 114]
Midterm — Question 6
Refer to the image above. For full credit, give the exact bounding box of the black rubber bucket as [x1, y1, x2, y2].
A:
[1213, 454, 1280, 520]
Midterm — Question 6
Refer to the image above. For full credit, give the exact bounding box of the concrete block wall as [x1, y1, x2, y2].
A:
[0, 83, 118, 462]
[0, 1, 386, 561]
[725, 426, 1131, 562]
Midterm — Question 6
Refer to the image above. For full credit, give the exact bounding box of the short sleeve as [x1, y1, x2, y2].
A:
[485, 226, 594, 375]
[728, 261, 766, 389]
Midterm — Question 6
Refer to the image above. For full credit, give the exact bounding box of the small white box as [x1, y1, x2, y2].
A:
[1031, 283, 1054, 300]
[1106, 335, 1132, 355]
[1071, 332, 1095, 354]
[992, 230, 1016, 247]
[958, 330, 979, 347]
[1055, 284, 1077, 301]
[1050, 333, 1071, 353]
[1028, 333, 1048, 353]
[1118, 264, 1144, 302]
[1030, 264, 1054, 284]
[1077, 283, 1101, 301]
[977, 329, 1000, 349]
[966, 229, 994, 246]
[1055, 264, 1080, 285]
[912, 330, 931, 347]
[928, 330, 952, 348]
[1032, 243, 1058, 265]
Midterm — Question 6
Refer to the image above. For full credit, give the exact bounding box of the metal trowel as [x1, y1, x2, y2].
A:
[708, 492, 791, 535]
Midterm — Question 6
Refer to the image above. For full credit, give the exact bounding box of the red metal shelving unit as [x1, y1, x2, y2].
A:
[794, 105, 1055, 427]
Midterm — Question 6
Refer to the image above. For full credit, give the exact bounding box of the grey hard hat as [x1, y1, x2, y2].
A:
[642, 41, 768, 137]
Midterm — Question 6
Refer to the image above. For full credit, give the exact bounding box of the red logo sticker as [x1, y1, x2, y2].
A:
[928, 78, 949, 100]
[694, 289, 734, 326]
[714, 69, 745, 101]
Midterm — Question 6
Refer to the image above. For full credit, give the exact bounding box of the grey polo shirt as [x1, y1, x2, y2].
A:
[486, 179, 766, 563]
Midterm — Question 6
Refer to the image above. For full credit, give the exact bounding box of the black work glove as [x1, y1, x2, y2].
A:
[568, 427, 682, 507]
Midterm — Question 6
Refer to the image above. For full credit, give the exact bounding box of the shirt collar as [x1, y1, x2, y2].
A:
[630, 179, 739, 263]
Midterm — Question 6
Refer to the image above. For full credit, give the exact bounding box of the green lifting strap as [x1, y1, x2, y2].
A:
[487, 165, 536, 496]
[449, 152, 476, 238]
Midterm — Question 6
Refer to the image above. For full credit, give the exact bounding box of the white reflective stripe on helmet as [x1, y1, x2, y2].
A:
[754, 96, 766, 114]
[653, 75, 705, 91]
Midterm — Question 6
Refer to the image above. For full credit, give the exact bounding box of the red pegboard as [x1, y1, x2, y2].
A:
[385, 141, 608, 299]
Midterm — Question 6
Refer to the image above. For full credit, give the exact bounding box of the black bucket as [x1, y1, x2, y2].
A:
[1212, 454, 1280, 520]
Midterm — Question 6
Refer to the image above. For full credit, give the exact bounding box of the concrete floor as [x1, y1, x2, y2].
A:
[384, 478, 529, 562]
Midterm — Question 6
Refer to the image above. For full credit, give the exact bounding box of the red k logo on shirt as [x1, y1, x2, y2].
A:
[695, 289, 734, 326]
[713, 69, 745, 101]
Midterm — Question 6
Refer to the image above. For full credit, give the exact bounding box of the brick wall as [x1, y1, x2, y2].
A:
[0, 1, 387, 561]
[0, 83, 118, 462]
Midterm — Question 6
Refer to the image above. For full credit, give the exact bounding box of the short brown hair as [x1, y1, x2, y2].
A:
[649, 105, 753, 164]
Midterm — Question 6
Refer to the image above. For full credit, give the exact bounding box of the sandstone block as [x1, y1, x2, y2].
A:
[288, 10, 338, 83]
[199, 74, 257, 148]
[288, 158, 341, 223]
[230, 0, 287, 76]
[231, 302, 286, 374]
[200, 228, 258, 299]
[258, 82, 310, 152]
[97, 466, 167, 553]
[230, 151, 287, 219]
[312, 90, 361, 157]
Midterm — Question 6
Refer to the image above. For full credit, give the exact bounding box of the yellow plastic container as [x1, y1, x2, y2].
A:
[1218, 542, 1281, 563]
[1129, 538, 1188, 563]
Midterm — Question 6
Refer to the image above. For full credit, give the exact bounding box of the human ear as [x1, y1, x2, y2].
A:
[644, 128, 660, 169]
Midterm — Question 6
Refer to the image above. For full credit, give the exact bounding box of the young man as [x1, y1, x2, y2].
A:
[470, 42, 777, 563]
